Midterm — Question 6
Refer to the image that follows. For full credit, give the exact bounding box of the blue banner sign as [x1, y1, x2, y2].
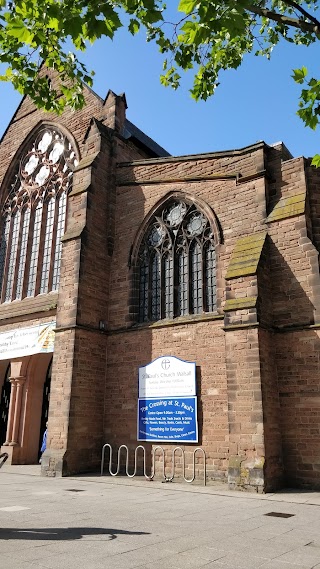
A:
[138, 397, 198, 443]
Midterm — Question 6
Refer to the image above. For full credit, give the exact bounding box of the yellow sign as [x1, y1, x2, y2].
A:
[0, 321, 55, 360]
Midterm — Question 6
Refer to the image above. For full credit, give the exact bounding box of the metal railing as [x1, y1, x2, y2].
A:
[0, 452, 8, 469]
[101, 444, 206, 486]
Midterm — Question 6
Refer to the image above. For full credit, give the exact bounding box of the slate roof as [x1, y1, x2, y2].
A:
[122, 119, 170, 158]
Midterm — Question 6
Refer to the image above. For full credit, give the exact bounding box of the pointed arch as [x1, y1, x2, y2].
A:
[0, 121, 80, 210]
[130, 192, 221, 323]
[0, 123, 79, 303]
[130, 191, 223, 266]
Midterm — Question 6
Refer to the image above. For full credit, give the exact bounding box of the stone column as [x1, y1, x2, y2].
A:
[2, 358, 30, 461]
[10, 377, 26, 446]
[3, 379, 17, 446]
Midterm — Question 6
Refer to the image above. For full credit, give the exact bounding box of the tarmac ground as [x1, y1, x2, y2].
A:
[1, 465, 320, 569]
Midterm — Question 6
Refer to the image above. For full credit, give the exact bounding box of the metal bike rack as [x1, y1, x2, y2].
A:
[101, 444, 206, 486]
[0, 452, 8, 469]
[164, 446, 206, 485]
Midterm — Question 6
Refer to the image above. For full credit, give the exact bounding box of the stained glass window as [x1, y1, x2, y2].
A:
[150, 253, 161, 320]
[15, 208, 30, 300]
[205, 242, 217, 312]
[27, 201, 43, 297]
[190, 241, 203, 314]
[177, 250, 188, 317]
[163, 254, 173, 319]
[4, 211, 21, 302]
[0, 217, 11, 298]
[52, 192, 67, 291]
[136, 200, 217, 322]
[0, 127, 77, 303]
[138, 257, 149, 322]
[40, 197, 55, 294]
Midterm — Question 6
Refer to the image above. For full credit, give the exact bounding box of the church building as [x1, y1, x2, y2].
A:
[1, 76, 320, 492]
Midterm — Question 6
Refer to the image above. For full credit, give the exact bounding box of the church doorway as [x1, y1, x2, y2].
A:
[38, 358, 52, 459]
[0, 365, 11, 447]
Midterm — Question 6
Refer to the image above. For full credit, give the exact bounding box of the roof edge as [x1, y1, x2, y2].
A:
[117, 141, 267, 168]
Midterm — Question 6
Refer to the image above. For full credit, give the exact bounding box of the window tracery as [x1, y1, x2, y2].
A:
[0, 127, 77, 303]
[137, 199, 217, 323]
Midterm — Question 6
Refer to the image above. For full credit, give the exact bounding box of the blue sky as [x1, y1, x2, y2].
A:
[0, 21, 319, 158]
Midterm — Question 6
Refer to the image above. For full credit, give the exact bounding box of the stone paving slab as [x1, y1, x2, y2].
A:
[1, 468, 320, 569]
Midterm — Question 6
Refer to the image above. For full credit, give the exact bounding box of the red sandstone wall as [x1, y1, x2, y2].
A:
[267, 157, 320, 328]
[106, 146, 320, 489]
[275, 330, 320, 487]
[104, 147, 269, 484]
[106, 321, 228, 481]
[306, 162, 320, 262]
[117, 144, 265, 183]
[258, 328, 283, 489]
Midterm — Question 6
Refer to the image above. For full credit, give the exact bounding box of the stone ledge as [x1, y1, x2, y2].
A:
[69, 182, 91, 197]
[73, 152, 99, 172]
[224, 297, 257, 312]
[61, 224, 86, 242]
[0, 293, 58, 322]
[117, 173, 238, 187]
[117, 140, 266, 167]
[223, 322, 259, 331]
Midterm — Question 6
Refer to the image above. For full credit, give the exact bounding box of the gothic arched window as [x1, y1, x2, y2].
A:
[0, 127, 78, 303]
[137, 200, 217, 322]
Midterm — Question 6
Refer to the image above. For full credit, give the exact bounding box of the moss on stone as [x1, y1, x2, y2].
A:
[226, 231, 267, 279]
[224, 297, 257, 312]
[267, 192, 305, 222]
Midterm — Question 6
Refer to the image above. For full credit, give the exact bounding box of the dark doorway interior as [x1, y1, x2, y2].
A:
[38, 358, 52, 458]
[0, 365, 11, 446]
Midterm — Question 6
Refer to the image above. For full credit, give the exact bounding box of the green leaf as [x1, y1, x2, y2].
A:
[311, 154, 320, 168]
[6, 20, 34, 43]
[47, 17, 61, 32]
[292, 67, 308, 84]
[178, 0, 198, 15]
[128, 19, 140, 35]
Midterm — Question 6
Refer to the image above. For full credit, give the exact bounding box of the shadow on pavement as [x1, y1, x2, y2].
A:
[0, 527, 150, 541]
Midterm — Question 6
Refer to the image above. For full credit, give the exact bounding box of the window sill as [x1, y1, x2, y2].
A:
[109, 312, 224, 335]
[0, 292, 58, 323]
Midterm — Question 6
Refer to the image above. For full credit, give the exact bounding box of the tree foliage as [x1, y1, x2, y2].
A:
[0, 1, 320, 161]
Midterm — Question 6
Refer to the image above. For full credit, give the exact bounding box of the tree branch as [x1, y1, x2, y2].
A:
[282, 0, 320, 27]
[245, 3, 320, 35]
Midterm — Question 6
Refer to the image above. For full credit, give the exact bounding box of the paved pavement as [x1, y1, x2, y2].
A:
[1, 466, 320, 569]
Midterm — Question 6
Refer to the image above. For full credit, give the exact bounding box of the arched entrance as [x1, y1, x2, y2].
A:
[0, 365, 11, 446]
[0, 353, 53, 464]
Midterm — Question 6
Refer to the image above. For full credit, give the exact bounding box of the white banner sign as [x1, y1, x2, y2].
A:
[0, 321, 56, 361]
[138, 356, 196, 398]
